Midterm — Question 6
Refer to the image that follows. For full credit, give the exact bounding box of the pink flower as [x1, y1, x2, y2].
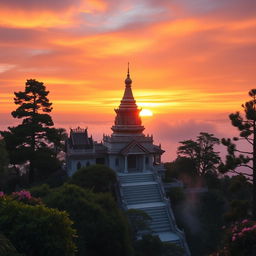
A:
[238, 232, 243, 237]
[12, 190, 32, 200]
[242, 219, 249, 224]
[0, 191, 4, 197]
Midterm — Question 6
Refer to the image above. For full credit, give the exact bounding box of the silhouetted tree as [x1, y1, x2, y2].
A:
[0, 233, 22, 256]
[0, 139, 9, 176]
[0, 193, 76, 256]
[70, 164, 117, 193]
[44, 184, 132, 256]
[126, 209, 152, 240]
[1, 79, 63, 184]
[177, 132, 220, 176]
[220, 89, 256, 219]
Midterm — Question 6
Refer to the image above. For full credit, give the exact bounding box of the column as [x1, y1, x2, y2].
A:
[142, 155, 145, 172]
[124, 155, 128, 173]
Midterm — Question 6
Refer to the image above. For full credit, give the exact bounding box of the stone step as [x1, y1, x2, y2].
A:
[136, 206, 173, 232]
[124, 191, 160, 196]
[119, 175, 155, 183]
[126, 198, 162, 205]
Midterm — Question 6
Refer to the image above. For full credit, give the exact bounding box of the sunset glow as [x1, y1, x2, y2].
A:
[140, 109, 153, 117]
[0, 0, 255, 160]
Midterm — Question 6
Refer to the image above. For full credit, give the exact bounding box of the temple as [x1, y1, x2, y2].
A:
[66, 67, 190, 255]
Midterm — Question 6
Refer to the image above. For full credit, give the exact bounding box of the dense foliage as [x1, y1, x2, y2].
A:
[220, 89, 256, 219]
[177, 132, 220, 176]
[0, 233, 23, 256]
[41, 183, 132, 256]
[134, 234, 184, 256]
[0, 192, 76, 256]
[1, 79, 66, 184]
[211, 219, 256, 256]
[70, 164, 117, 193]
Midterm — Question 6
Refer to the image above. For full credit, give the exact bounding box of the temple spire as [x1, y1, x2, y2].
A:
[111, 65, 144, 134]
[125, 62, 132, 86]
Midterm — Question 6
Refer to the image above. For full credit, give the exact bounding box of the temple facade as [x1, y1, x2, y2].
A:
[66, 67, 164, 176]
[66, 68, 190, 255]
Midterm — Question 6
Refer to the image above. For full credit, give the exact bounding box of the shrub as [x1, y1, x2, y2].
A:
[44, 184, 132, 256]
[70, 164, 117, 193]
[0, 195, 76, 256]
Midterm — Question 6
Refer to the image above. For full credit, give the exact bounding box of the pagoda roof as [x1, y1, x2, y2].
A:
[120, 140, 150, 155]
[69, 127, 93, 149]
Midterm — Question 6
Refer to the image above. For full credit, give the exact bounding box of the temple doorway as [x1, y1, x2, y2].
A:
[127, 155, 143, 172]
[128, 155, 136, 171]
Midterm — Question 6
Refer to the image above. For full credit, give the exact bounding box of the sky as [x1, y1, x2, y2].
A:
[0, 0, 256, 161]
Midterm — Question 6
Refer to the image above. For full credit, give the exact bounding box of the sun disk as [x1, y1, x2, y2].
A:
[140, 109, 153, 116]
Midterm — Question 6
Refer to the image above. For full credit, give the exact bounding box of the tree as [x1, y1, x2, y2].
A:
[44, 184, 133, 256]
[0, 233, 23, 256]
[211, 219, 256, 256]
[164, 157, 198, 187]
[220, 89, 256, 219]
[177, 132, 220, 176]
[134, 234, 184, 256]
[126, 209, 152, 240]
[0, 193, 76, 256]
[70, 164, 117, 193]
[0, 139, 9, 174]
[1, 79, 63, 183]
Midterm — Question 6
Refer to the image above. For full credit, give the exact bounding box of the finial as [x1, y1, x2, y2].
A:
[125, 62, 132, 85]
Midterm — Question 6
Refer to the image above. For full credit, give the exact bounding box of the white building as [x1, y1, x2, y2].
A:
[66, 67, 164, 176]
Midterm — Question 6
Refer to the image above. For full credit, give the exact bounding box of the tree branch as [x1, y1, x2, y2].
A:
[245, 137, 253, 145]
[234, 149, 253, 154]
[240, 164, 253, 170]
[230, 169, 253, 180]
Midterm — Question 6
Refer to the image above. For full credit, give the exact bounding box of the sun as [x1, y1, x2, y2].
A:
[140, 109, 153, 117]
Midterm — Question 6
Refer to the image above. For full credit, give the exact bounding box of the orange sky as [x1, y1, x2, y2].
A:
[0, 0, 256, 160]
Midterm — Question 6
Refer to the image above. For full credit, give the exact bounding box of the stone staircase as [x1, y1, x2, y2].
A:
[118, 171, 190, 255]
[122, 183, 161, 204]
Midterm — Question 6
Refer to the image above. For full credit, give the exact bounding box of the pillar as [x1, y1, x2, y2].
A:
[142, 155, 145, 172]
[124, 155, 128, 173]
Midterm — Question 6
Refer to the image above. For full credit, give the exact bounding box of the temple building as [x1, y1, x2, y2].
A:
[66, 67, 164, 175]
[66, 68, 190, 255]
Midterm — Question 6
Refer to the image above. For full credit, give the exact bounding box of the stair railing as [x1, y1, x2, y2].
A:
[152, 167, 191, 256]
[116, 174, 128, 210]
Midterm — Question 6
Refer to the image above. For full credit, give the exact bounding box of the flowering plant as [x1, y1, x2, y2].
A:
[225, 219, 256, 256]
[210, 219, 256, 256]
[0, 190, 42, 205]
[11, 190, 42, 205]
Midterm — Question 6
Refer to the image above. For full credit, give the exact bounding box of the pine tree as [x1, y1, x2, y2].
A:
[177, 132, 220, 176]
[220, 89, 256, 219]
[1, 79, 63, 184]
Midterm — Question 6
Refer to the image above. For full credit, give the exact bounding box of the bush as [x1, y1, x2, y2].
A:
[212, 219, 256, 256]
[70, 164, 117, 193]
[134, 234, 184, 256]
[167, 187, 185, 205]
[0, 233, 23, 256]
[30, 183, 51, 198]
[44, 184, 132, 256]
[0, 195, 76, 256]
[126, 209, 152, 239]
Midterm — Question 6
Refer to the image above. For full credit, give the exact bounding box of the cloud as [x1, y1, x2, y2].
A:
[0, 0, 81, 11]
